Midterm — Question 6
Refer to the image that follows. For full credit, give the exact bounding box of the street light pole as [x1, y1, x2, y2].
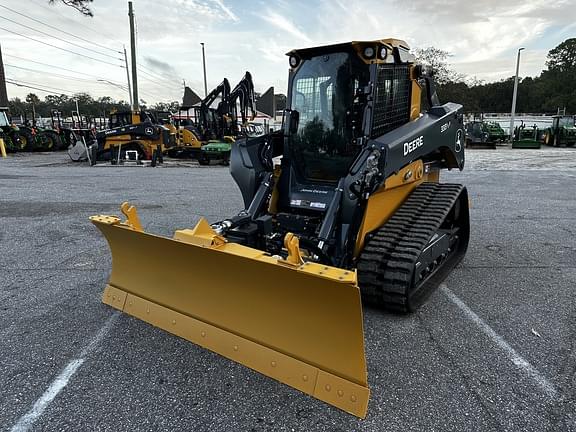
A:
[509, 47, 525, 142]
[201, 42, 207, 97]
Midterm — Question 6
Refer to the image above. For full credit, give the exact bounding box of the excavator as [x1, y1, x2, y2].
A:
[199, 71, 257, 164]
[168, 72, 256, 164]
[90, 39, 469, 418]
[167, 78, 231, 162]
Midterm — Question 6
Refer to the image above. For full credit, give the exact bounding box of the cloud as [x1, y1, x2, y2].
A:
[2, 0, 573, 103]
[261, 11, 311, 43]
[143, 56, 178, 77]
[211, 0, 238, 22]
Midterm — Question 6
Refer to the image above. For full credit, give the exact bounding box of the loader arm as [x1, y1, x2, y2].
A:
[227, 71, 256, 126]
[198, 79, 231, 140]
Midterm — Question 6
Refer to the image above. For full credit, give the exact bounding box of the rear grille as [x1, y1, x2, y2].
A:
[371, 65, 411, 137]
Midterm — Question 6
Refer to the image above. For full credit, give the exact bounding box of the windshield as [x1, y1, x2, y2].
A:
[0, 112, 9, 127]
[289, 52, 368, 182]
[559, 116, 576, 127]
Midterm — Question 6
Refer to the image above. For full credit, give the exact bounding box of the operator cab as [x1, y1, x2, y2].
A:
[287, 50, 370, 183]
[553, 115, 576, 129]
[275, 41, 414, 219]
[0, 110, 9, 127]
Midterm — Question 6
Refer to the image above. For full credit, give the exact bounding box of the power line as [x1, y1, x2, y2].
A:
[6, 79, 73, 95]
[0, 25, 125, 68]
[24, 0, 125, 46]
[0, 15, 123, 61]
[11, 63, 178, 100]
[6, 64, 98, 83]
[5, 64, 130, 90]
[137, 61, 177, 80]
[0, 4, 122, 55]
[7, 77, 171, 103]
[8, 77, 86, 93]
[7, 78, 136, 100]
[137, 69, 181, 91]
[3, 54, 125, 85]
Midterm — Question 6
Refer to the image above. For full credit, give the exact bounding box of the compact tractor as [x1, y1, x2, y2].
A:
[543, 115, 576, 147]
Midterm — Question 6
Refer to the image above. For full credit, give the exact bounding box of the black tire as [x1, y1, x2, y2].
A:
[17, 128, 35, 151]
[42, 130, 64, 151]
[197, 154, 210, 165]
[167, 148, 180, 158]
[36, 132, 55, 151]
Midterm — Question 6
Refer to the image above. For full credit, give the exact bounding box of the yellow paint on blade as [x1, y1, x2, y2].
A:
[91, 215, 370, 417]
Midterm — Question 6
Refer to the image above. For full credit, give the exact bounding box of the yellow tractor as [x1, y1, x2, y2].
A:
[96, 110, 174, 161]
[90, 39, 469, 418]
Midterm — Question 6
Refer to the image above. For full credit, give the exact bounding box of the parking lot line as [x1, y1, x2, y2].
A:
[9, 312, 120, 432]
[441, 284, 558, 399]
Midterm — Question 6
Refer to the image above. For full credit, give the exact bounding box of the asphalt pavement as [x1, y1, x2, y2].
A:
[0, 148, 575, 431]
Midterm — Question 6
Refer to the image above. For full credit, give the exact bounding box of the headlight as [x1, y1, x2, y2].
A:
[363, 46, 375, 59]
[289, 55, 299, 68]
[379, 47, 388, 59]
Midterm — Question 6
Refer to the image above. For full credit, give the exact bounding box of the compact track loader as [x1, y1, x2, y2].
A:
[91, 39, 469, 418]
[95, 110, 173, 161]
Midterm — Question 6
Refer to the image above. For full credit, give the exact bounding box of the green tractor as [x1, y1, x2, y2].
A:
[484, 122, 507, 143]
[512, 122, 541, 149]
[465, 120, 496, 149]
[15, 124, 58, 152]
[0, 108, 24, 152]
[198, 139, 233, 165]
[543, 115, 576, 147]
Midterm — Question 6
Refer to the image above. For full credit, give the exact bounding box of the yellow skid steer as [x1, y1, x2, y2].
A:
[91, 39, 470, 418]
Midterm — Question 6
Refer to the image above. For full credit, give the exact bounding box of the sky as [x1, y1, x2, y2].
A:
[1, 0, 574, 104]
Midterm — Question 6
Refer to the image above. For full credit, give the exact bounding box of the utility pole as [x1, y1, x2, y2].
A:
[0, 44, 8, 108]
[201, 42, 207, 97]
[128, 1, 139, 111]
[123, 45, 133, 109]
[509, 47, 524, 142]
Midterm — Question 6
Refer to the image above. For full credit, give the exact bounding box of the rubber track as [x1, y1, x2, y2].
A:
[357, 183, 466, 312]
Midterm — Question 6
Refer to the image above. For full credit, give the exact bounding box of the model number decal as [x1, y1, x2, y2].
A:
[403, 136, 424, 156]
[441, 121, 451, 133]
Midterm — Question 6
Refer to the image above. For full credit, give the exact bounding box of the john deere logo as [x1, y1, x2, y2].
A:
[455, 129, 463, 152]
[144, 127, 154, 135]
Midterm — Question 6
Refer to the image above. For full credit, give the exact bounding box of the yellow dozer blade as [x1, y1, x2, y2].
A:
[90, 204, 369, 417]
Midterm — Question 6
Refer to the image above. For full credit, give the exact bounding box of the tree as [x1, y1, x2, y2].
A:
[545, 38, 576, 73]
[8, 97, 26, 116]
[25, 93, 40, 106]
[414, 47, 464, 85]
[150, 101, 180, 112]
[48, 0, 94, 17]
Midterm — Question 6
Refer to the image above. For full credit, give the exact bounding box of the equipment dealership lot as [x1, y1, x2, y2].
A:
[1, 149, 575, 432]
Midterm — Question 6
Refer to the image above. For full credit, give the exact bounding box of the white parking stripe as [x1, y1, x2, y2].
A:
[441, 285, 558, 399]
[10, 312, 120, 432]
